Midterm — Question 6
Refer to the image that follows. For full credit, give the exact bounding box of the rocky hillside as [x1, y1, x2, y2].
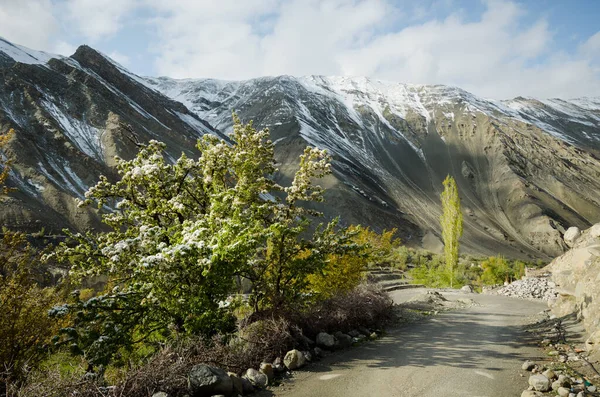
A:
[145, 76, 600, 259]
[548, 224, 600, 355]
[1, 38, 600, 260]
[0, 38, 224, 233]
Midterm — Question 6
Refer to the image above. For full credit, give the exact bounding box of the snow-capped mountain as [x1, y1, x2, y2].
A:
[1, 37, 600, 259]
[0, 38, 222, 233]
[145, 75, 600, 259]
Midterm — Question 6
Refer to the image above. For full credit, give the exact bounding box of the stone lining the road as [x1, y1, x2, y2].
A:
[496, 277, 559, 302]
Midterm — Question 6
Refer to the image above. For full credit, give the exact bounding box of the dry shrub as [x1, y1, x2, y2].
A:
[18, 286, 393, 397]
[115, 317, 299, 397]
[16, 370, 111, 397]
[298, 284, 393, 338]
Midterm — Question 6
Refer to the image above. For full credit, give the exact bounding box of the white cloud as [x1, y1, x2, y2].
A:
[145, 0, 600, 99]
[0, 0, 58, 50]
[147, 0, 278, 79]
[65, 0, 138, 41]
[52, 40, 77, 56]
[0, 0, 597, 99]
[107, 51, 131, 67]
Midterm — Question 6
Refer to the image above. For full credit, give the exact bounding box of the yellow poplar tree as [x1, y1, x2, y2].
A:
[440, 175, 463, 287]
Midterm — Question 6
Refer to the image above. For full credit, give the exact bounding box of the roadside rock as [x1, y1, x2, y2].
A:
[273, 357, 285, 373]
[259, 363, 274, 382]
[548, 223, 600, 357]
[542, 369, 556, 380]
[348, 329, 361, 338]
[316, 332, 335, 349]
[313, 347, 325, 358]
[461, 285, 474, 293]
[358, 326, 371, 336]
[244, 368, 268, 388]
[284, 349, 306, 370]
[522, 360, 536, 371]
[301, 350, 313, 362]
[334, 332, 353, 349]
[241, 377, 254, 394]
[188, 364, 233, 397]
[228, 372, 243, 396]
[496, 277, 558, 301]
[528, 374, 551, 392]
[557, 387, 571, 397]
[564, 227, 581, 247]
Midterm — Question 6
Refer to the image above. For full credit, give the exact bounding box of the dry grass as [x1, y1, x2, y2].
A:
[298, 284, 393, 338]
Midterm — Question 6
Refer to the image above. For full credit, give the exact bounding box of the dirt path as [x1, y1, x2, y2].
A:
[266, 289, 547, 397]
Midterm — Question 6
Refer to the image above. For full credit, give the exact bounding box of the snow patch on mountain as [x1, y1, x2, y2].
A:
[41, 99, 103, 160]
[0, 37, 60, 66]
[174, 111, 213, 136]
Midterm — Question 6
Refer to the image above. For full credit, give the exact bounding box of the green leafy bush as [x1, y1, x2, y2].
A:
[0, 231, 60, 393]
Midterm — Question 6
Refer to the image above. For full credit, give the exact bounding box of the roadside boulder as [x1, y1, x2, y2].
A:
[259, 363, 274, 382]
[228, 372, 243, 396]
[590, 223, 600, 238]
[241, 377, 254, 394]
[348, 330, 361, 338]
[528, 374, 551, 392]
[272, 357, 285, 373]
[316, 332, 335, 349]
[564, 227, 581, 247]
[284, 349, 306, 370]
[188, 364, 233, 397]
[542, 369, 556, 380]
[334, 332, 352, 349]
[461, 285, 474, 293]
[313, 347, 325, 358]
[358, 326, 371, 336]
[522, 360, 536, 371]
[244, 368, 268, 388]
[557, 387, 571, 397]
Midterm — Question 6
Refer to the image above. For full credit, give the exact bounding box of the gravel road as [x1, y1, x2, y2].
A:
[267, 289, 547, 397]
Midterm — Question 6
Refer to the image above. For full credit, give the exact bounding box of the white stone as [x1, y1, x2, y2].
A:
[564, 226, 581, 247]
[283, 349, 306, 370]
[589, 223, 600, 238]
[528, 374, 551, 392]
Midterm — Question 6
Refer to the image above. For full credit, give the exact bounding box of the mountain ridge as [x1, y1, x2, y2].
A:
[1, 38, 600, 260]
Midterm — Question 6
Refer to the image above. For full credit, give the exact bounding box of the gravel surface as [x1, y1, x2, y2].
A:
[262, 289, 546, 397]
[496, 277, 559, 302]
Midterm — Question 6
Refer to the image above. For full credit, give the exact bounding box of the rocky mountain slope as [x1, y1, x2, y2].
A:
[145, 76, 600, 259]
[1, 38, 600, 260]
[0, 38, 224, 233]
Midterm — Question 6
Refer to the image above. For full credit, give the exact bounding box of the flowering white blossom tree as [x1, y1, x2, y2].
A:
[49, 115, 355, 368]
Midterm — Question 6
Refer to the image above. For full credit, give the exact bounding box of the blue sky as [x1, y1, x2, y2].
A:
[0, 0, 598, 99]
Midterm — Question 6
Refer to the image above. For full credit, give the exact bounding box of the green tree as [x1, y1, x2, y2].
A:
[480, 255, 509, 285]
[440, 175, 463, 287]
[48, 115, 352, 368]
